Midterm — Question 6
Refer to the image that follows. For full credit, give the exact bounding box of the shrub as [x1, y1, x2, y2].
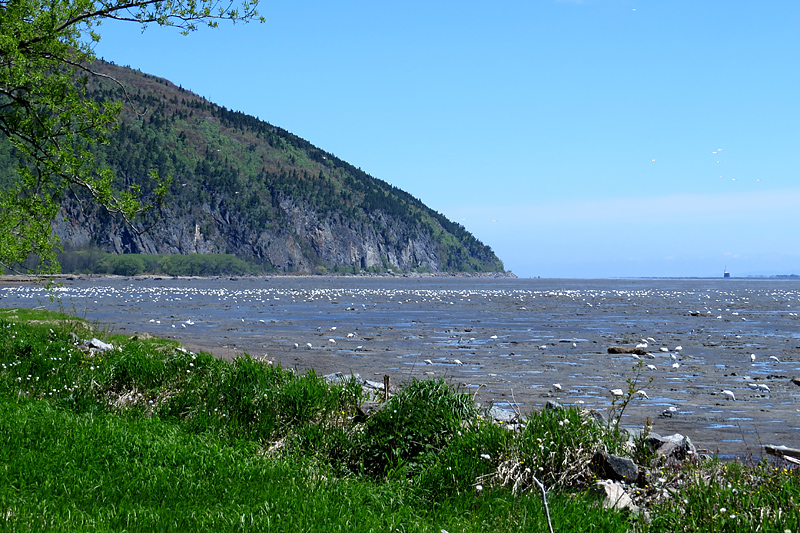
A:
[359, 379, 477, 478]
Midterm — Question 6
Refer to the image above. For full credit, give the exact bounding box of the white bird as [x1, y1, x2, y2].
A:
[647, 364, 657, 371]
[552, 383, 562, 391]
[757, 384, 771, 392]
[672, 362, 680, 369]
[328, 339, 336, 344]
[661, 406, 678, 417]
[636, 342, 648, 349]
[674, 346, 683, 351]
[424, 359, 433, 365]
[610, 389, 624, 398]
[490, 335, 498, 339]
[635, 390, 650, 399]
[750, 354, 756, 363]
[306, 343, 313, 349]
[722, 390, 736, 401]
[770, 356, 781, 363]
[453, 359, 464, 365]
[660, 347, 669, 353]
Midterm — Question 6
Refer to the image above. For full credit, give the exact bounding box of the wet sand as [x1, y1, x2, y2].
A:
[3, 276, 799, 457]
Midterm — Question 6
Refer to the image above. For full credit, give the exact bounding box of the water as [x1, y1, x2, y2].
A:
[2, 275, 800, 456]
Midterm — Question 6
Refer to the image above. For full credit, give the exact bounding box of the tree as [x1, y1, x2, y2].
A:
[0, 0, 263, 273]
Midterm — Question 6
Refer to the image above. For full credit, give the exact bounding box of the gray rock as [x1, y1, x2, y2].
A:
[584, 408, 607, 426]
[544, 400, 564, 411]
[355, 401, 387, 421]
[591, 480, 640, 513]
[88, 338, 114, 351]
[648, 433, 696, 460]
[323, 372, 361, 386]
[590, 450, 639, 483]
[487, 406, 517, 423]
[362, 379, 385, 391]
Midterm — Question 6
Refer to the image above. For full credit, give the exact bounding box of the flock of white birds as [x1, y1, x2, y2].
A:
[2, 278, 799, 452]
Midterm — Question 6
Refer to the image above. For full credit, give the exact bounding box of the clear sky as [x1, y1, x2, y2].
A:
[93, 0, 800, 278]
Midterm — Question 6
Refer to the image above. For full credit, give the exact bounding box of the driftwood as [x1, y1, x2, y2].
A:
[764, 445, 800, 465]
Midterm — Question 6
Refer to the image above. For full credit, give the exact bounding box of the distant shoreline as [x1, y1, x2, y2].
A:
[0, 271, 518, 284]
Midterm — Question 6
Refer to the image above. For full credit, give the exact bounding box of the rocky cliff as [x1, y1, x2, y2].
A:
[47, 61, 504, 274]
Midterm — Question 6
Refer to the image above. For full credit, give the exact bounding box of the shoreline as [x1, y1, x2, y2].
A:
[2, 276, 798, 458]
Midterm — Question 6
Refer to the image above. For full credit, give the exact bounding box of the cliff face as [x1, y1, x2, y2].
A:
[55, 195, 443, 273]
[48, 61, 505, 274]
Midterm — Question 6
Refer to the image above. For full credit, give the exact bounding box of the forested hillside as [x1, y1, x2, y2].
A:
[4, 61, 505, 274]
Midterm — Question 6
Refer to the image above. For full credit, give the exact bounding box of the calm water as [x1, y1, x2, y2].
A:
[3, 275, 800, 455]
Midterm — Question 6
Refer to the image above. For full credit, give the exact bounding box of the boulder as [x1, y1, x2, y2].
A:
[648, 433, 696, 460]
[487, 406, 517, 423]
[544, 400, 564, 412]
[590, 450, 639, 483]
[583, 408, 607, 427]
[591, 480, 640, 513]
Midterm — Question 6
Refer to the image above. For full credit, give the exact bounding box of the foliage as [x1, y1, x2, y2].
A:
[359, 378, 478, 478]
[10, 311, 798, 531]
[0, 0, 263, 274]
[57, 250, 267, 276]
[1, 56, 505, 274]
[644, 457, 800, 532]
[504, 405, 613, 492]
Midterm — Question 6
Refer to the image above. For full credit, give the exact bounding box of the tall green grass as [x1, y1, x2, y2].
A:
[0, 308, 797, 532]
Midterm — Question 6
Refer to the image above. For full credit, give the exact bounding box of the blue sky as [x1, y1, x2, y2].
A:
[94, 0, 800, 278]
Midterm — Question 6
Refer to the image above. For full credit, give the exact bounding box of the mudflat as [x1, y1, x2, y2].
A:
[3, 275, 799, 457]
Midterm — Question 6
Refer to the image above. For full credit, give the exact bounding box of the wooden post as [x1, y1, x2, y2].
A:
[383, 374, 390, 402]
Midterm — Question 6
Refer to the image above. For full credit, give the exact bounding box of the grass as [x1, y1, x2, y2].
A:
[0, 307, 798, 532]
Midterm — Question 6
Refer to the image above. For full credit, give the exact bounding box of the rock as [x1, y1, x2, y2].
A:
[355, 401, 386, 422]
[364, 374, 384, 391]
[88, 338, 114, 351]
[648, 433, 696, 460]
[487, 406, 517, 423]
[608, 346, 648, 356]
[544, 400, 564, 412]
[323, 372, 361, 386]
[583, 408, 607, 426]
[590, 450, 639, 483]
[128, 333, 155, 341]
[591, 480, 639, 513]
[791, 377, 800, 387]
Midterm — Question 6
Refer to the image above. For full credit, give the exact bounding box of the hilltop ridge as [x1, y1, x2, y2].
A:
[41, 61, 506, 275]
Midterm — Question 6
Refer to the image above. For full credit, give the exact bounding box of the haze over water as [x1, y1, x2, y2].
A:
[3, 276, 799, 456]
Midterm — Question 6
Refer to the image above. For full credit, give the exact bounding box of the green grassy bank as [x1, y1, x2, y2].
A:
[0, 308, 797, 531]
